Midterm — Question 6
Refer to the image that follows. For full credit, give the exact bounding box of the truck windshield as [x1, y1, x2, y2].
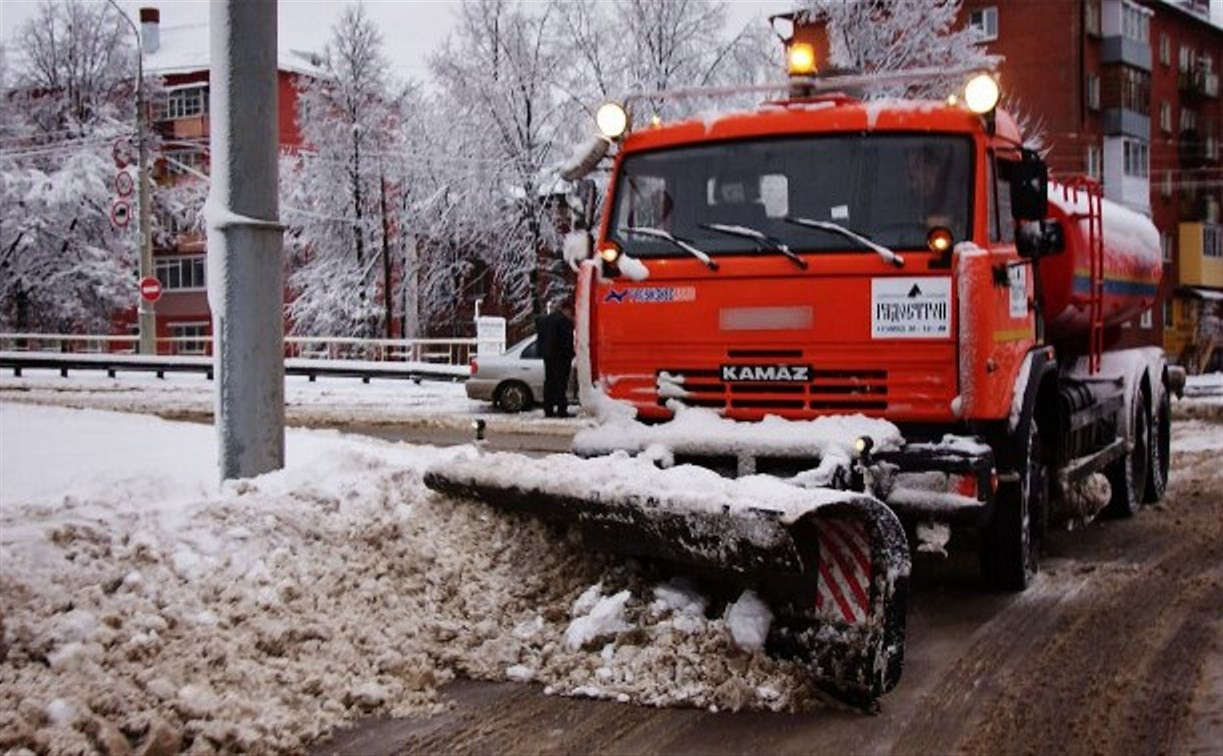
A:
[608, 134, 972, 258]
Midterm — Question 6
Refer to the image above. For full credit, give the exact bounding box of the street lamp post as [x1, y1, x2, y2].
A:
[108, 0, 156, 355]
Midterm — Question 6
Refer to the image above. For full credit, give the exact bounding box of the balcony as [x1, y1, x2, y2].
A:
[1103, 107, 1150, 139]
[1178, 223, 1223, 288]
[1178, 131, 1221, 168]
[1179, 69, 1219, 99]
[1101, 36, 1152, 71]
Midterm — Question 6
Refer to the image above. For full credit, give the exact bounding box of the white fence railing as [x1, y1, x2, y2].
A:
[0, 333, 501, 366]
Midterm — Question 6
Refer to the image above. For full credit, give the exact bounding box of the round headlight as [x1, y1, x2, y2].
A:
[595, 102, 629, 140]
[964, 74, 1000, 114]
[598, 244, 622, 264]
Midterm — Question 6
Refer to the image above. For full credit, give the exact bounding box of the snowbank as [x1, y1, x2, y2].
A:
[0, 403, 811, 753]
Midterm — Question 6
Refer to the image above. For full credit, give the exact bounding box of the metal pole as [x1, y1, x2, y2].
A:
[208, 0, 285, 480]
[107, 1, 156, 354]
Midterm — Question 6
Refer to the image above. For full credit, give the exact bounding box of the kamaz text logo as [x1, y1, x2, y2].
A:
[720, 364, 812, 382]
[603, 286, 696, 304]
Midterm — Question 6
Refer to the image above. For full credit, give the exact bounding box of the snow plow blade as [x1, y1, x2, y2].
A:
[424, 452, 910, 704]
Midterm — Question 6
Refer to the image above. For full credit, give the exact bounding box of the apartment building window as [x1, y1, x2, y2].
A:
[1206, 225, 1222, 259]
[1085, 1, 1101, 37]
[1120, 67, 1150, 114]
[1159, 33, 1170, 66]
[1086, 144, 1102, 178]
[1180, 107, 1197, 133]
[1163, 299, 1174, 330]
[1179, 45, 1195, 72]
[1159, 100, 1171, 132]
[968, 7, 999, 41]
[1140, 309, 1153, 329]
[162, 86, 208, 120]
[1087, 74, 1101, 110]
[1161, 231, 1173, 262]
[170, 323, 209, 355]
[154, 255, 206, 291]
[1162, 170, 1172, 198]
[1123, 139, 1149, 177]
[1121, 1, 1149, 43]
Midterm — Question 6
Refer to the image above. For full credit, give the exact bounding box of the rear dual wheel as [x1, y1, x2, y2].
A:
[1104, 382, 1151, 518]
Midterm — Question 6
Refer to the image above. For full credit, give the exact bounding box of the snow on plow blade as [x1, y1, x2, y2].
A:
[423, 452, 910, 704]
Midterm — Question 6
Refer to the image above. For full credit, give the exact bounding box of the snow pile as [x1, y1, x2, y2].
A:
[0, 403, 815, 753]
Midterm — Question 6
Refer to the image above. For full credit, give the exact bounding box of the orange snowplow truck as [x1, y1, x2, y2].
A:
[426, 63, 1181, 706]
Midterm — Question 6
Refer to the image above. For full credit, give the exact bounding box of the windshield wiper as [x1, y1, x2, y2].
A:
[699, 223, 808, 270]
[621, 226, 718, 271]
[782, 216, 904, 268]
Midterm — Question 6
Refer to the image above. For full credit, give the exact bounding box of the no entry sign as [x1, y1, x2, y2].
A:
[139, 276, 162, 303]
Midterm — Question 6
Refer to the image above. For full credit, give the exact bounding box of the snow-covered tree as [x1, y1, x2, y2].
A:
[794, 0, 999, 97]
[558, 0, 777, 122]
[0, 1, 138, 332]
[284, 6, 411, 339]
[425, 0, 575, 326]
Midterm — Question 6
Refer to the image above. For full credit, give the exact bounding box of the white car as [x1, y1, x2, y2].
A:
[465, 336, 556, 412]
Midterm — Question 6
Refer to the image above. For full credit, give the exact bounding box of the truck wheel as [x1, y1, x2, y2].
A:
[1142, 385, 1170, 504]
[1104, 387, 1150, 518]
[496, 382, 532, 413]
[981, 417, 1045, 591]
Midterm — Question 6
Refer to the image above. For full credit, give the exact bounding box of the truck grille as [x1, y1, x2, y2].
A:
[658, 366, 889, 412]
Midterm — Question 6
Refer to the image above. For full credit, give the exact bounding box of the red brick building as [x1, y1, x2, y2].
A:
[134, 7, 319, 352]
[959, 0, 1221, 369]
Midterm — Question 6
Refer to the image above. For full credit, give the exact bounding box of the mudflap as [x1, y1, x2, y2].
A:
[423, 456, 910, 707]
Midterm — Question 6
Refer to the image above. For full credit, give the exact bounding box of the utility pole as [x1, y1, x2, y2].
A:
[108, 0, 156, 354]
[209, 0, 285, 480]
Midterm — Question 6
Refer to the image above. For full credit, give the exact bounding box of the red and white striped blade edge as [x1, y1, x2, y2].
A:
[814, 517, 874, 624]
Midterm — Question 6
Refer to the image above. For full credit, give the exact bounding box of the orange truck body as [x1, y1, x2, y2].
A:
[580, 97, 1161, 430]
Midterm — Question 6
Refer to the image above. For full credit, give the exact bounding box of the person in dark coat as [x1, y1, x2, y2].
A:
[536, 299, 575, 417]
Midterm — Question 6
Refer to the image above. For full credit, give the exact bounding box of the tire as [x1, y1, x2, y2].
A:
[1103, 384, 1150, 518]
[495, 381, 532, 413]
[981, 416, 1046, 592]
[1142, 384, 1170, 504]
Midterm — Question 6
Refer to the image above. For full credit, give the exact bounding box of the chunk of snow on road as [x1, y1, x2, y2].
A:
[566, 590, 632, 650]
[915, 522, 951, 557]
[725, 591, 772, 652]
[506, 665, 535, 683]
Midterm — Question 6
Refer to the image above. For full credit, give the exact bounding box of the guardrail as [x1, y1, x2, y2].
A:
[0, 350, 469, 384]
[0, 333, 503, 366]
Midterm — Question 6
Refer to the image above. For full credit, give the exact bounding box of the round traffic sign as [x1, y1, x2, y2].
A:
[139, 276, 162, 303]
[110, 200, 131, 229]
[115, 170, 134, 197]
[112, 138, 134, 168]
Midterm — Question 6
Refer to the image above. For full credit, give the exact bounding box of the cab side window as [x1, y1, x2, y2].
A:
[521, 341, 540, 359]
[989, 153, 1016, 244]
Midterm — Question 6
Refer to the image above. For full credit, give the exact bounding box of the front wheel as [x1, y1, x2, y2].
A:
[981, 417, 1046, 592]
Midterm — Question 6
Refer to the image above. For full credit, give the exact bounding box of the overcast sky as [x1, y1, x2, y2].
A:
[1, 0, 793, 84]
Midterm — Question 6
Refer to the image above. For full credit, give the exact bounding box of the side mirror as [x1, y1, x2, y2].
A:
[1016, 220, 1065, 260]
[1010, 149, 1048, 222]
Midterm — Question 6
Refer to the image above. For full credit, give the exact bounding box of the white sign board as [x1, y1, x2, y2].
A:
[476, 316, 507, 355]
[871, 277, 952, 339]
